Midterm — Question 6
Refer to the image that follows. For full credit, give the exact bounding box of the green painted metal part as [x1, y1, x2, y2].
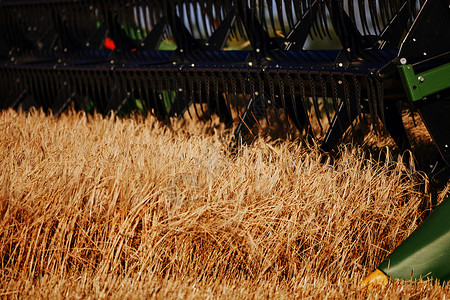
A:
[378, 198, 450, 282]
[398, 63, 450, 102]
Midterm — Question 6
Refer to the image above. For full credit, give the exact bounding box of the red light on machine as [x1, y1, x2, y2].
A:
[104, 37, 116, 50]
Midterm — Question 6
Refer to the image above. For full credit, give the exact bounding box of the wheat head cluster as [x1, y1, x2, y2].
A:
[0, 109, 449, 298]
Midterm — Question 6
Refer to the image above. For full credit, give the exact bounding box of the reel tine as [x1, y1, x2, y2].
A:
[321, 1, 333, 38]
[79, 70, 90, 113]
[117, 71, 128, 114]
[286, 74, 301, 131]
[258, 0, 269, 35]
[144, 72, 156, 117]
[267, 72, 276, 110]
[28, 69, 39, 109]
[229, 72, 239, 116]
[378, 0, 389, 27]
[72, 71, 82, 111]
[127, 73, 137, 114]
[239, 71, 255, 124]
[85, 70, 94, 114]
[178, 72, 192, 119]
[316, 0, 329, 39]
[368, 0, 382, 34]
[193, 1, 205, 41]
[213, 72, 223, 120]
[155, 72, 164, 116]
[357, 0, 371, 35]
[127, 72, 136, 114]
[341, 76, 354, 131]
[275, 0, 287, 37]
[348, 0, 356, 26]
[171, 73, 179, 117]
[61, 71, 76, 114]
[14, 69, 29, 110]
[280, 73, 292, 132]
[365, 76, 378, 132]
[217, 0, 227, 30]
[11, 70, 22, 109]
[203, 0, 213, 40]
[0, 71, 5, 109]
[265, 0, 278, 37]
[205, 0, 214, 37]
[4, 69, 11, 109]
[268, 72, 284, 129]
[256, 73, 269, 127]
[173, 71, 183, 118]
[370, 77, 381, 132]
[102, 71, 111, 115]
[31, 69, 41, 110]
[38, 69, 48, 110]
[275, 73, 288, 123]
[156, 72, 170, 121]
[103, 71, 113, 114]
[39, 69, 50, 109]
[380, 0, 392, 31]
[45, 70, 56, 112]
[249, 0, 257, 31]
[163, 72, 172, 115]
[195, 72, 206, 118]
[117, 72, 125, 115]
[133, 72, 145, 115]
[247, 72, 255, 107]
[26, 70, 35, 109]
[352, 75, 362, 123]
[307, 0, 320, 39]
[307, 72, 323, 133]
[319, 74, 332, 126]
[20, 69, 32, 110]
[352, 74, 365, 135]
[141, 72, 150, 116]
[117, 71, 130, 114]
[296, 74, 312, 135]
[136, 3, 149, 44]
[73, 71, 84, 112]
[69, 71, 80, 112]
[292, 0, 303, 23]
[48, 69, 59, 112]
[376, 78, 386, 134]
[232, 1, 245, 39]
[158, 71, 169, 118]
[203, 72, 212, 120]
[238, 72, 247, 111]
[10, 70, 23, 110]
[155, 71, 168, 117]
[246, 72, 260, 131]
[284, 0, 295, 30]
[220, 72, 233, 120]
[149, 71, 161, 118]
[45, 70, 54, 110]
[139, 2, 150, 42]
[188, 72, 201, 120]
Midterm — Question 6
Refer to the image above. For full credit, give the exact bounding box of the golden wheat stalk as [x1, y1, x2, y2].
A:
[0, 109, 448, 298]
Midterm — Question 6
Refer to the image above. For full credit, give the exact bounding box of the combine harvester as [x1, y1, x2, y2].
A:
[0, 0, 449, 285]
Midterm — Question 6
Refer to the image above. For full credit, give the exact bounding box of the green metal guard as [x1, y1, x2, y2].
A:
[377, 197, 450, 282]
[398, 63, 450, 102]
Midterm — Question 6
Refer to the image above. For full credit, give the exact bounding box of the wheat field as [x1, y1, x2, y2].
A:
[0, 109, 449, 299]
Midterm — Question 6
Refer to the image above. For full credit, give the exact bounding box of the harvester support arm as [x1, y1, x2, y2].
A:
[365, 0, 450, 286]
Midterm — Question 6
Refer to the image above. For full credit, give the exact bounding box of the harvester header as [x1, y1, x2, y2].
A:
[1, 0, 450, 284]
